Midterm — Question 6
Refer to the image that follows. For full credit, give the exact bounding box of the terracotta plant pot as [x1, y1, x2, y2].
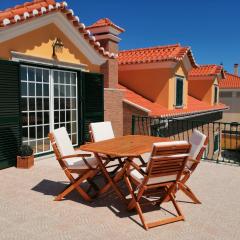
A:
[17, 155, 34, 169]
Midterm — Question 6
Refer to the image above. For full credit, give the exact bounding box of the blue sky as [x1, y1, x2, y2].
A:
[1, 0, 239, 72]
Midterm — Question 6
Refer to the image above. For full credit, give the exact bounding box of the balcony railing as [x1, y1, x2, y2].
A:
[132, 115, 240, 164]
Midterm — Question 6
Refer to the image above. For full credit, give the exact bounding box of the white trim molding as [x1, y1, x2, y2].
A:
[123, 99, 151, 113]
[0, 12, 107, 65]
[11, 51, 88, 71]
[95, 33, 121, 43]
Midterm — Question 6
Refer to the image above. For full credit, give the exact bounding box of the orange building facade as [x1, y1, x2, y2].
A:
[118, 45, 228, 134]
[219, 69, 240, 123]
[0, 0, 124, 163]
[0, 0, 231, 168]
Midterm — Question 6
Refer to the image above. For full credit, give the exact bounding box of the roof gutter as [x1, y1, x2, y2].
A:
[169, 107, 229, 120]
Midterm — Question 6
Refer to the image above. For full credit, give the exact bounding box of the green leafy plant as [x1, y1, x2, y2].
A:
[18, 145, 33, 157]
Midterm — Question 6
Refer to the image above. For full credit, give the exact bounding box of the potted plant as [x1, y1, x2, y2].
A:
[17, 145, 34, 169]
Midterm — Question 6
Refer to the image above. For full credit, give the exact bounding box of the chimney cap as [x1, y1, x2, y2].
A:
[234, 63, 239, 67]
[86, 18, 125, 33]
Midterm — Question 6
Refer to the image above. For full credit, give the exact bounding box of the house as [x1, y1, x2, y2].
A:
[219, 64, 240, 123]
[0, 0, 124, 168]
[118, 44, 228, 134]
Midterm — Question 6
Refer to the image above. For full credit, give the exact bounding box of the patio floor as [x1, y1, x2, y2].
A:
[1, 156, 240, 240]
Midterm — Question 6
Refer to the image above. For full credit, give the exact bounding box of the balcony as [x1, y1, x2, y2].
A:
[132, 116, 240, 164]
[0, 154, 240, 239]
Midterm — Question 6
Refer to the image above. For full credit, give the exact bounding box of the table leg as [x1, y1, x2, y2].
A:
[99, 157, 134, 195]
[95, 153, 127, 204]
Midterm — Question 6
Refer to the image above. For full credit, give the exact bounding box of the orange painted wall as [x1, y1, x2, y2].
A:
[119, 62, 188, 109]
[119, 67, 173, 108]
[188, 79, 214, 105]
[0, 23, 100, 72]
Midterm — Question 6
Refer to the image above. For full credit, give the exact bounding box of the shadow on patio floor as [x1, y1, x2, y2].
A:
[31, 178, 181, 229]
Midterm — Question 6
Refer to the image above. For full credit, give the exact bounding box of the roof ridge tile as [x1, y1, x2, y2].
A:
[120, 43, 181, 53]
[0, 0, 117, 60]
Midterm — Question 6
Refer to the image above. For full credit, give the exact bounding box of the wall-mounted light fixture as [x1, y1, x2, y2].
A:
[52, 38, 64, 57]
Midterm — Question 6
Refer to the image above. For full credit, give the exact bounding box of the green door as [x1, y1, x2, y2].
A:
[81, 72, 104, 142]
[0, 60, 21, 169]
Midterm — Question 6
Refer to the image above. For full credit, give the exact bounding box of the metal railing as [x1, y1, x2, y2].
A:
[132, 115, 240, 164]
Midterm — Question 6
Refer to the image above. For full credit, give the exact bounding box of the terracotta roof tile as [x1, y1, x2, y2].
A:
[0, 0, 117, 59]
[119, 84, 228, 118]
[118, 44, 198, 67]
[86, 18, 125, 32]
[219, 72, 240, 89]
[188, 64, 224, 78]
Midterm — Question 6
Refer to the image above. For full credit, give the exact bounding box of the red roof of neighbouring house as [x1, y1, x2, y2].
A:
[0, 0, 117, 59]
[119, 84, 228, 118]
[219, 72, 240, 89]
[118, 44, 198, 67]
[188, 64, 225, 80]
[86, 18, 125, 32]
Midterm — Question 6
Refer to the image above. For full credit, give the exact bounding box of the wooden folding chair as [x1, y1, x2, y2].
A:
[49, 127, 100, 202]
[177, 129, 208, 204]
[124, 141, 191, 230]
[89, 121, 125, 173]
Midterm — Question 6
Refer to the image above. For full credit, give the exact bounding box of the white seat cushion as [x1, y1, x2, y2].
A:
[53, 127, 97, 169]
[52, 127, 75, 157]
[64, 157, 98, 170]
[130, 167, 177, 185]
[140, 152, 151, 163]
[187, 129, 207, 169]
[90, 121, 115, 142]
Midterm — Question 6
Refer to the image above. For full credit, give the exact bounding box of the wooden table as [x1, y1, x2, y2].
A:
[80, 135, 168, 203]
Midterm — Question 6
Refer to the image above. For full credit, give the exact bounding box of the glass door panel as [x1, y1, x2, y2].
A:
[53, 70, 78, 146]
[21, 66, 50, 154]
[21, 66, 78, 155]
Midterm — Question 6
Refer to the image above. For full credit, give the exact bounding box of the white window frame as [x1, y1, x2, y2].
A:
[214, 85, 219, 104]
[21, 65, 78, 155]
[174, 76, 185, 108]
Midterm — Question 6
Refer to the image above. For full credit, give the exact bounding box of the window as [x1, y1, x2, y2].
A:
[214, 85, 218, 104]
[21, 66, 78, 155]
[175, 77, 184, 107]
[214, 133, 220, 153]
[236, 92, 240, 98]
[219, 91, 232, 98]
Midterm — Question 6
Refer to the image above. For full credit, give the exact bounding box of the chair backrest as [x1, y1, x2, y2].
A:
[89, 121, 115, 142]
[187, 129, 208, 169]
[145, 141, 191, 184]
[49, 127, 75, 160]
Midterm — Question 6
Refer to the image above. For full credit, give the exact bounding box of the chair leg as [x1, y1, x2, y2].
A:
[55, 172, 93, 202]
[124, 175, 148, 230]
[138, 156, 146, 165]
[124, 176, 136, 210]
[178, 182, 201, 204]
[87, 178, 100, 192]
[145, 185, 185, 229]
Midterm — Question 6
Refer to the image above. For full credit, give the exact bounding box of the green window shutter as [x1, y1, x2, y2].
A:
[214, 134, 219, 152]
[176, 78, 183, 107]
[214, 86, 218, 104]
[82, 72, 104, 142]
[0, 60, 21, 169]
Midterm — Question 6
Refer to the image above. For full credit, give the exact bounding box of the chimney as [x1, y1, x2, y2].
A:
[86, 18, 125, 88]
[234, 63, 239, 76]
[86, 18, 124, 54]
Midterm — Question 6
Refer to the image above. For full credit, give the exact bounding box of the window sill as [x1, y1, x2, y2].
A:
[173, 105, 185, 109]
